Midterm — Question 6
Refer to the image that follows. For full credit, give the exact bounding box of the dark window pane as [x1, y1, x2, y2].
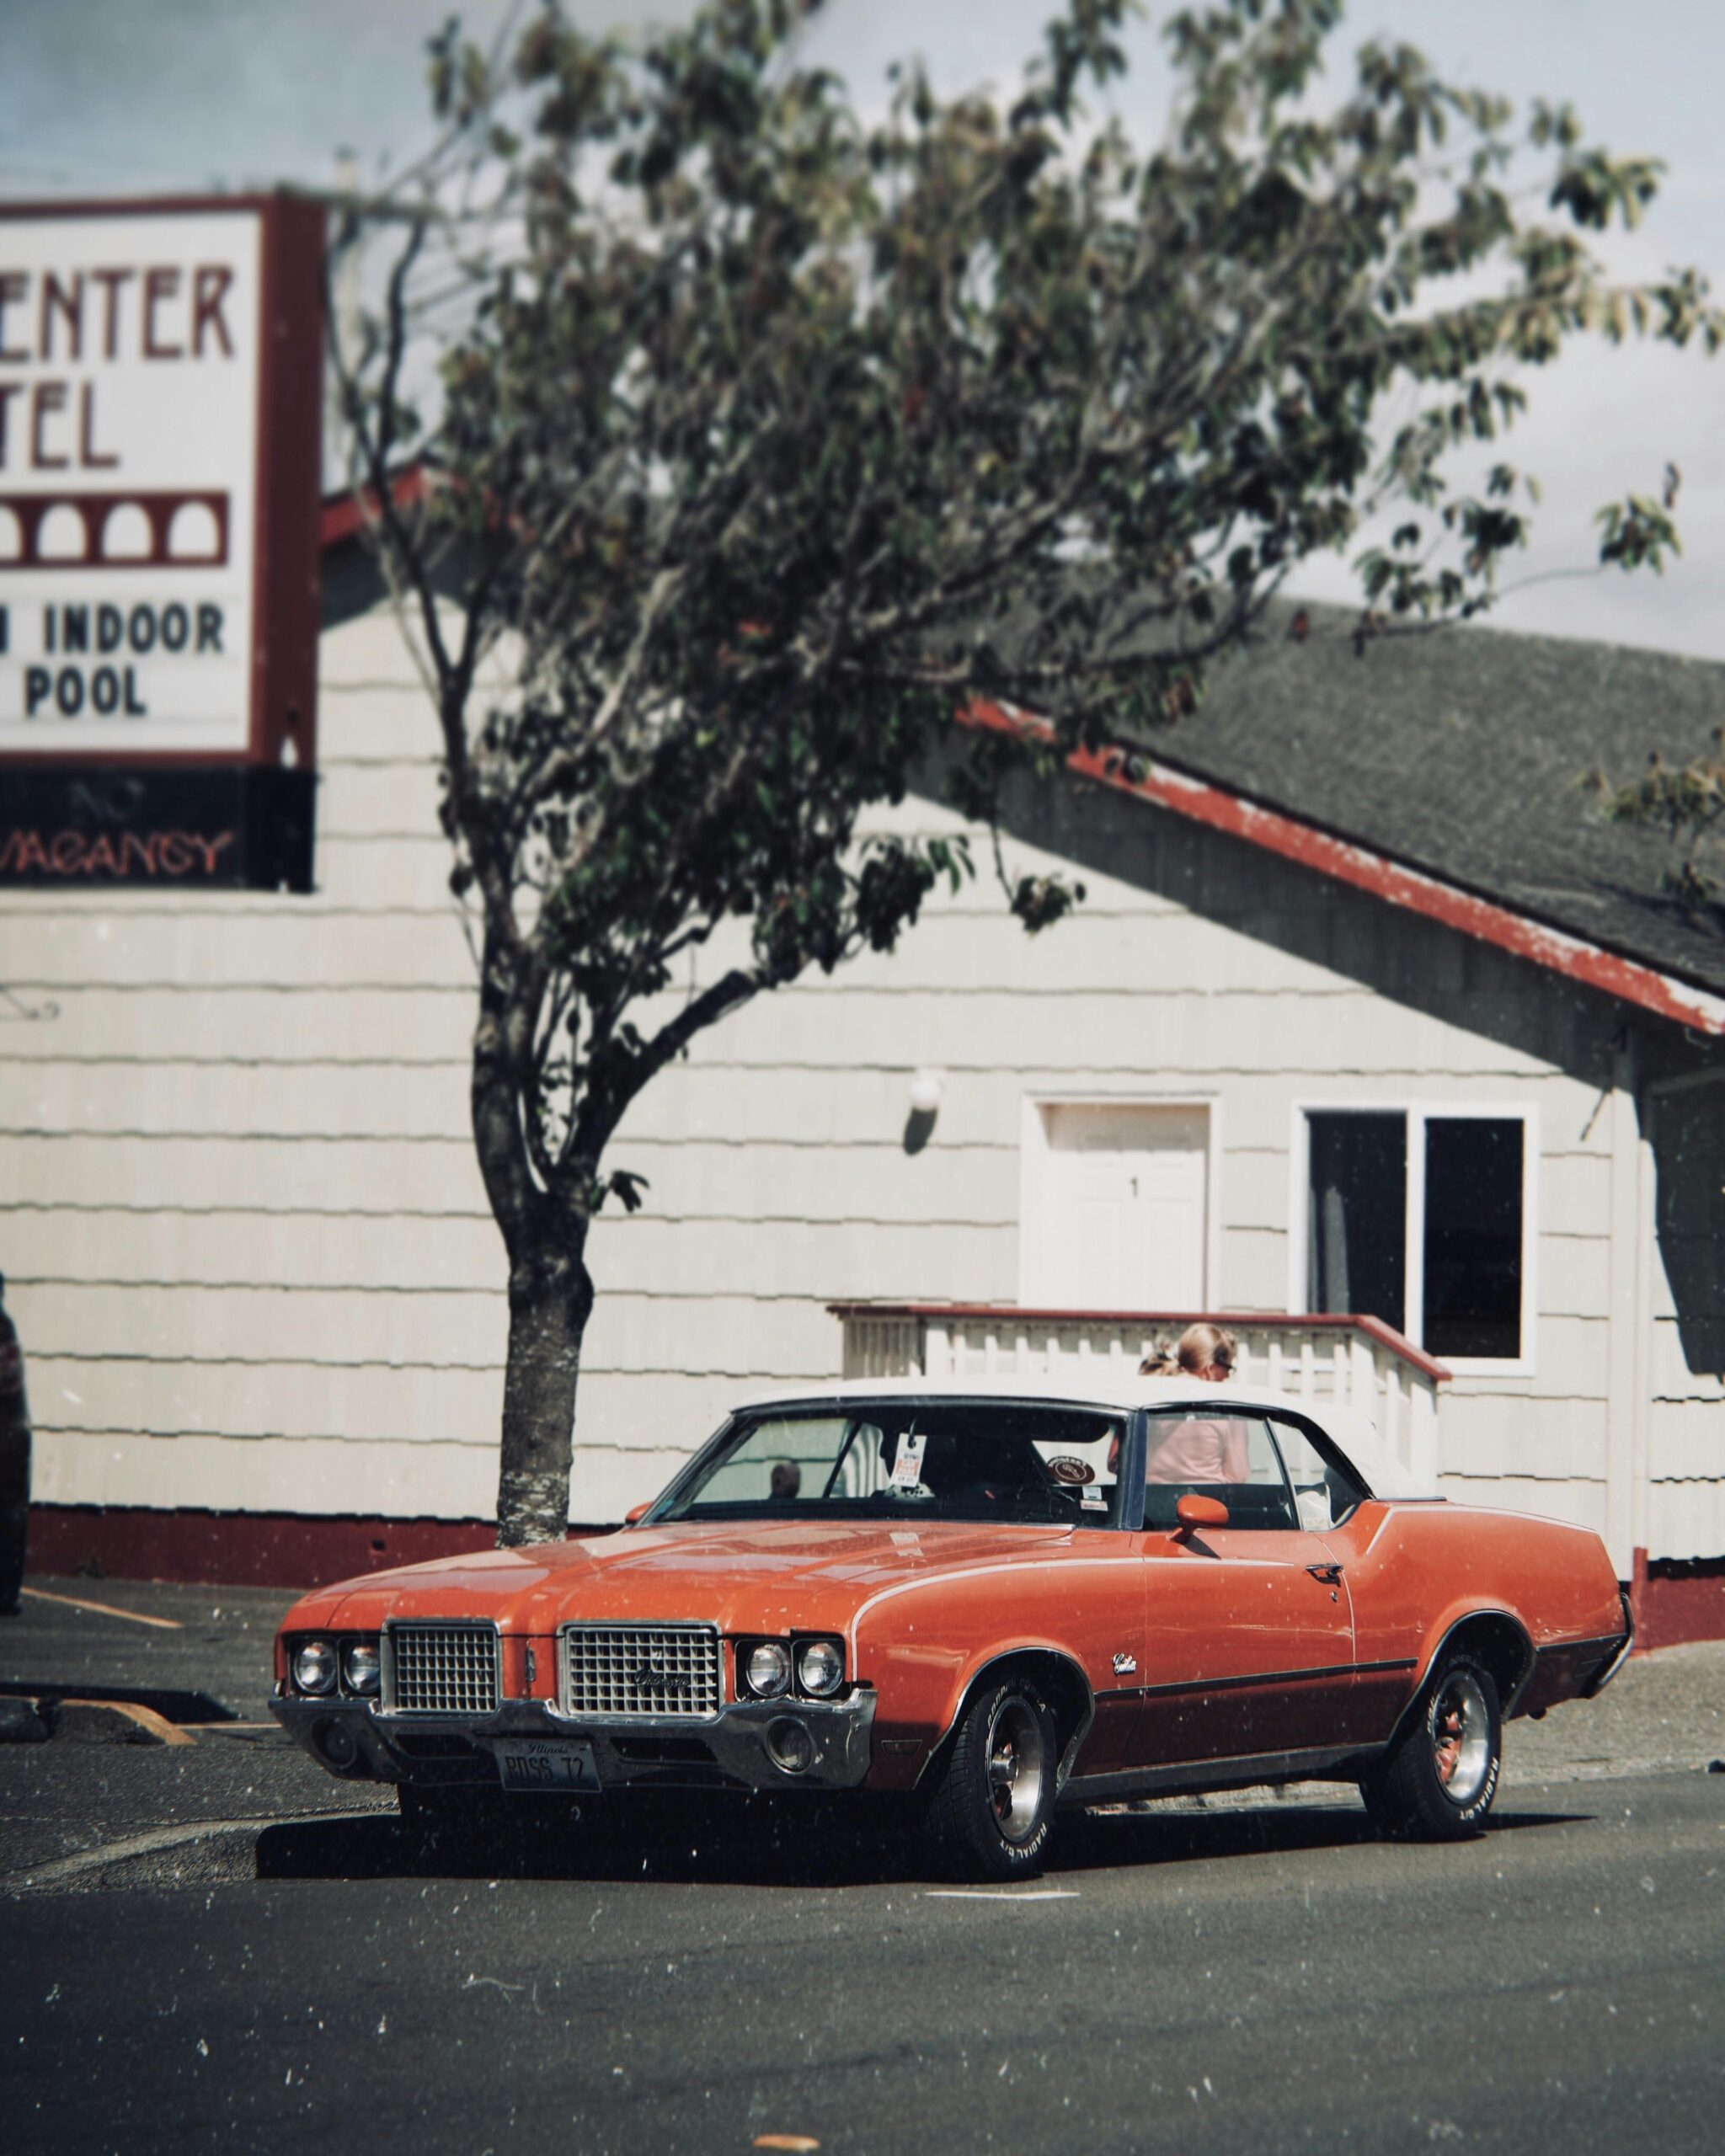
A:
[1423, 1118, 1524, 1358]
[1306, 1113, 1407, 1333]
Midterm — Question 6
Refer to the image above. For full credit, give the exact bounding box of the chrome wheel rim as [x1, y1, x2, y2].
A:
[1430, 1673, 1491, 1806]
[985, 1697, 1046, 1844]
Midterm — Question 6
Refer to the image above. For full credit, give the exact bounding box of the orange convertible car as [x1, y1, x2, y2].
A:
[272, 1379, 1632, 1878]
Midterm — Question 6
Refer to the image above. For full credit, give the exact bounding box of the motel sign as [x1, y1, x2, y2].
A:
[0, 196, 323, 889]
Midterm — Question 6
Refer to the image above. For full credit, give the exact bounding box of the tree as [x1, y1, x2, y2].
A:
[1588, 734, 1725, 921]
[330, 0, 1720, 1545]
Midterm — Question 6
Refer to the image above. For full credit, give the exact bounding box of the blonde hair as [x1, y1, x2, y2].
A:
[1137, 1346, 1178, 1377]
[1174, 1321, 1237, 1377]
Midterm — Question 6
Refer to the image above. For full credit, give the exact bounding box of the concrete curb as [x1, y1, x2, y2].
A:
[0, 1695, 48, 1743]
[2, 1695, 197, 1746]
[53, 1699, 196, 1746]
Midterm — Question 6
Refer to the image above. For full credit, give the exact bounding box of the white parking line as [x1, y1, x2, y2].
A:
[921, 1888, 1080, 1902]
[20, 1586, 183, 1630]
[2, 1811, 352, 1892]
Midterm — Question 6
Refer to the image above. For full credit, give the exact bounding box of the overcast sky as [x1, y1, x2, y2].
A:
[5, 0, 1722, 668]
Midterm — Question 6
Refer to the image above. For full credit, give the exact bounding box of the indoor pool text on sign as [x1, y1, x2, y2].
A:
[0, 207, 262, 755]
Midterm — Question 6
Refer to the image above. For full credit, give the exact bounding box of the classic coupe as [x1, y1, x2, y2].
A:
[272, 1378, 1632, 1877]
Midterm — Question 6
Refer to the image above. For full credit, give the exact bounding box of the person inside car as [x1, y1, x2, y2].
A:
[1144, 1322, 1249, 1485]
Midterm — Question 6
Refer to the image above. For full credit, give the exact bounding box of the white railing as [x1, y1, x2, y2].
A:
[829, 1304, 1446, 1486]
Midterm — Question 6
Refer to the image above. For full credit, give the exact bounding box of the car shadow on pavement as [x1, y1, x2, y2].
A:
[256, 1796, 937, 1887]
[1050, 1799, 1588, 1875]
[254, 1791, 1591, 1889]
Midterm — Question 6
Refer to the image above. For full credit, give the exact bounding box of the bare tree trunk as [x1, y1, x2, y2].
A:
[467, 921, 599, 1549]
[495, 1236, 595, 1546]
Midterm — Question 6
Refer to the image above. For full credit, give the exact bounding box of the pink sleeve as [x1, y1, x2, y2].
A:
[1220, 1422, 1250, 1483]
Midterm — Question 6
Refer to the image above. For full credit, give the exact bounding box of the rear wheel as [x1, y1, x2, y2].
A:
[925, 1680, 1057, 1880]
[1360, 1654, 1502, 1841]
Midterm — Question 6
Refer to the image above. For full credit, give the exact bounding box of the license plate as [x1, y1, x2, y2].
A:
[494, 1738, 601, 1792]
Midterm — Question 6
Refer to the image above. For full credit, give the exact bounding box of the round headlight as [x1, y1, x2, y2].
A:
[344, 1641, 381, 1696]
[797, 1639, 843, 1696]
[745, 1641, 792, 1698]
[293, 1639, 336, 1695]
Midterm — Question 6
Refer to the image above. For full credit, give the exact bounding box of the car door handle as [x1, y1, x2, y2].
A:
[1306, 1561, 1343, 1585]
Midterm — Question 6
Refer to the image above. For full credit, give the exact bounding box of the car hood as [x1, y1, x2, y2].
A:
[288, 1518, 1082, 1637]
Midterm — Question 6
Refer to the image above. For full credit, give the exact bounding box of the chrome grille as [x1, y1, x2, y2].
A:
[387, 1624, 499, 1715]
[560, 1625, 722, 1721]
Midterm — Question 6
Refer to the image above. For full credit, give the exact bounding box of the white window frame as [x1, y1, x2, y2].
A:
[1285, 1100, 1539, 1378]
[1020, 1093, 1222, 1310]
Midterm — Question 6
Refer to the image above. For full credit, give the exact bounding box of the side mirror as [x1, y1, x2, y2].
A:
[1174, 1493, 1229, 1535]
[624, 1501, 652, 1526]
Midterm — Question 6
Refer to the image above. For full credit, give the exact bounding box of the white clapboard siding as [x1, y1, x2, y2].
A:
[1434, 1390, 1610, 1483]
[35, 1426, 713, 1524]
[1217, 1229, 1295, 1311]
[9, 908, 477, 990]
[1438, 1475, 1608, 1536]
[29, 1361, 743, 1463]
[1643, 1478, 1725, 1565]
[1522, 1315, 1611, 1402]
[1536, 1234, 1614, 1322]
[318, 762, 449, 840]
[4, 1203, 1012, 1305]
[0, 590, 1705, 1550]
[11, 1281, 842, 1382]
[0, 986, 473, 1065]
[24, 1353, 500, 1445]
[35, 1431, 498, 1520]
[0, 1132, 1023, 1225]
[697, 985, 1486, 1078]
[2, 1059, 474, 1140]
[1648, 1316, 1725, 1402]
[311, 833, 461, 912]
[1646, 1395, 1725, 1488]
[1537, 1152, 1614, 1239]
[0, 1134, 487, 1214]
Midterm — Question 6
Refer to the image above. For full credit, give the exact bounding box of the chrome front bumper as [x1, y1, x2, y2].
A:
[270, 1689, 877, 1794]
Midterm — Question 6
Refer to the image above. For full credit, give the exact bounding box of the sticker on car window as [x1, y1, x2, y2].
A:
[889, 1430, 927, 1488]
[1047, 1455, 1095, 1486]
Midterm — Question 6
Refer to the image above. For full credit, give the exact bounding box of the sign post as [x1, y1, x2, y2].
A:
[0, 195, 323, 889]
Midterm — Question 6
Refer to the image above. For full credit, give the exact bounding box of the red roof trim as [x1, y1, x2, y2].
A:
[828, 1302, 1451, 1384]
[319, 467, 429, 549]
[962, 701, 1725, 1039]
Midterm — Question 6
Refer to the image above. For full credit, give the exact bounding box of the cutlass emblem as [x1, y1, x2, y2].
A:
[1113, 1652, 1137, 1676]
[630, 1662, 692, 1694]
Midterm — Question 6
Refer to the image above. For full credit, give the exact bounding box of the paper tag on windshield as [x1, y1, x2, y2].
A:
[889, 1431, 927, 1488]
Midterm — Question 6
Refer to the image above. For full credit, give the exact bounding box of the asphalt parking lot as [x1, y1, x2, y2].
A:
[3, 1578, 1724, 2156]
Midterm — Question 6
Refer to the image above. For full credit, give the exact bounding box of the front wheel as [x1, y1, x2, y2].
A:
[1360, 1654, 1502, 1841]
[924, 1680, 1058, 1880]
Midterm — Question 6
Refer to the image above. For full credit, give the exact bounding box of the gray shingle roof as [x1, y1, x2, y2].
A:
[1131, 602, 1725, 1001]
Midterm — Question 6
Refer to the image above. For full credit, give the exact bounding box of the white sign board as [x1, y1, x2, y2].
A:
[0, 208, 264, 755]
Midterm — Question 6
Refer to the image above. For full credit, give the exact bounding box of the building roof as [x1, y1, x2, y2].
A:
[1161, 604, 1725, 998]
[975, 599, 1725, 1034]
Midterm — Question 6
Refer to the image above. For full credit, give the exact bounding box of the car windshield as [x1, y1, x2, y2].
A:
[659, 1402, 1126, 1527]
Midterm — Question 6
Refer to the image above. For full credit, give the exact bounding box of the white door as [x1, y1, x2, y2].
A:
[1022, 1102, 1210, 1309]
